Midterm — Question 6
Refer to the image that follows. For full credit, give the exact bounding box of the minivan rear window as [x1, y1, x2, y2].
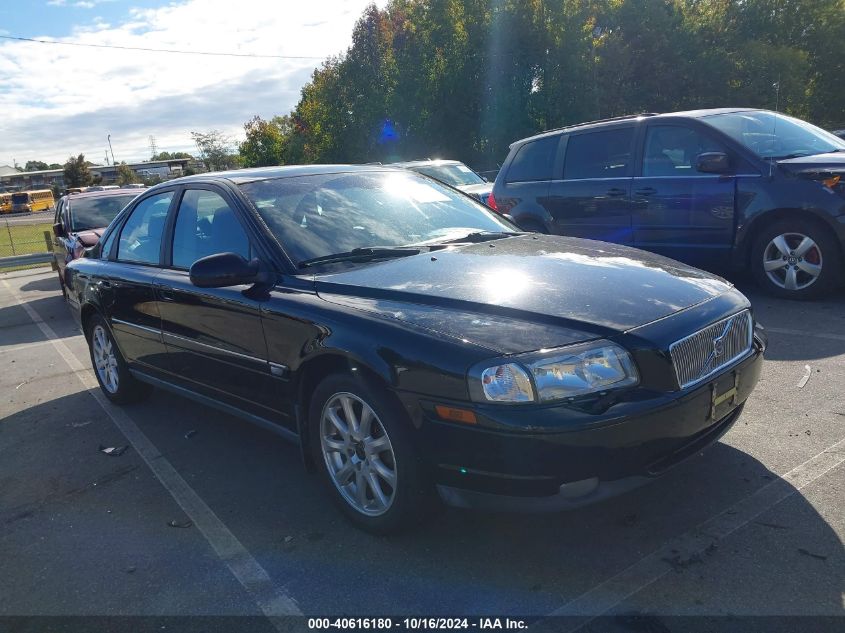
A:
[564, 127, 635, 180]
[505, 136, 559, 183]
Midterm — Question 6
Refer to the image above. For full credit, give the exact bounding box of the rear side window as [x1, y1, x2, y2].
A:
[505, 136, 559, 183]
[117, 191, 174, 265]
[564, 128, 635, 179]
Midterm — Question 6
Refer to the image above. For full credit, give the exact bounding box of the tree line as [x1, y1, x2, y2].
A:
[239, 0, 845, 171]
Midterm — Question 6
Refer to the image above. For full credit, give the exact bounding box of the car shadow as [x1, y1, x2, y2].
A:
[6, 387, 835, 618]
[18, 275, 60, 293]
[0, 293, 76, 346]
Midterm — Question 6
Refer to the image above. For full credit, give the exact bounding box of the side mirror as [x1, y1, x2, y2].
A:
[53, 222, 65, 238]
[189, 252, 260, 288]
[696, 152, 730, 174]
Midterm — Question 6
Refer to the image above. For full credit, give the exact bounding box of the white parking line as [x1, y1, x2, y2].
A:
[766, 326, 845, 342]
[1, 278, 302, 621]
[544, 436, 845, 630]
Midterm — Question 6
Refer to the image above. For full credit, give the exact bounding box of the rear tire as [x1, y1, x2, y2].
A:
[86, 314, 152, 404]
[751, 220, 843, 300]
[309, 373, 433, 535]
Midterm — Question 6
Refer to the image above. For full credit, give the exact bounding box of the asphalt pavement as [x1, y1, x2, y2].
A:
[1, 268, 842, 632]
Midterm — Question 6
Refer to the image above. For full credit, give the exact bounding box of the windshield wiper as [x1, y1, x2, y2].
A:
[298, 246, 421, 269]
[417, 231, 521, 246]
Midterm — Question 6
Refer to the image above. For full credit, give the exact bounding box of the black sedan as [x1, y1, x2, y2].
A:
[65, 165, 766, 534]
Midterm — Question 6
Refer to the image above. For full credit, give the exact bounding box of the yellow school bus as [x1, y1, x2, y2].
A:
[10, 189, 55, 213]
[0, 192, 11, 214]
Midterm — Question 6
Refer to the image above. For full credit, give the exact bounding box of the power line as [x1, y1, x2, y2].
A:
[0, 34, 324, 59]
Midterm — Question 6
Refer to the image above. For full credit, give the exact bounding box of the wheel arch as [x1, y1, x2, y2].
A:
[293, 350, 400, 472]
[737, 208, 843, 269]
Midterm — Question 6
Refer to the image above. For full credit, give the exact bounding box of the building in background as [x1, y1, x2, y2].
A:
[0, 158, 196, 192]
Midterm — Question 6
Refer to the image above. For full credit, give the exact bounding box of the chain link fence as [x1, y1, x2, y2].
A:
[0, 213, 56, 273]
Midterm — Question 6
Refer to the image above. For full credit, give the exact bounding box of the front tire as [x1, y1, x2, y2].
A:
[309, 374, 432, 534]
[86, 314, 152, 404]
[751, 220, 843, 299]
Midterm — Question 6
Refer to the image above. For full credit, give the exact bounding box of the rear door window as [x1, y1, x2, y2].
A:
[505, 136, 559, 183]
[117, 191, 174, 265]
[564, 128, 635, 179]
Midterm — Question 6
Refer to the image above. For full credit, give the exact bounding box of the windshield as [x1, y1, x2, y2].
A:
[239, 171, 515, 265]
[410, 163, 485, 187]
[70, 194, 138, 231]
[702, 110, 845, 159]
[11, 193, 29, 203]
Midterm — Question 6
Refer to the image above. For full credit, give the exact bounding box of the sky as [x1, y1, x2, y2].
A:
[0, 0, 386, 167]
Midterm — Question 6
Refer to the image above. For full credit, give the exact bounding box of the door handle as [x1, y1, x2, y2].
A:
[158, 290, 175, 302]
[97, 279, 111, 288]
[635, 187, 657, 196]
[605, 188, 627, 197]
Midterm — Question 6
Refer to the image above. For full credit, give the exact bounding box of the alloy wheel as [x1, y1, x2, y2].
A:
[762, 232, 823, 291]
[92, 324, 119, 393]
[320, 392, 397, 517]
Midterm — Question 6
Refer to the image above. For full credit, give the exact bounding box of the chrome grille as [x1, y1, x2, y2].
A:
[670, 310, 753, 389]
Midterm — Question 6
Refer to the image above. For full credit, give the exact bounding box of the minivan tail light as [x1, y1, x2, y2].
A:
[487, 192, 498, 212]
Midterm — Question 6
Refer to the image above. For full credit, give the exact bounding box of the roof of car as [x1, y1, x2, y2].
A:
[513, 107, 760, 146]
[390, 159, 462, 168]
[168, 164, 407, 185]
[62, 189, 142, 202]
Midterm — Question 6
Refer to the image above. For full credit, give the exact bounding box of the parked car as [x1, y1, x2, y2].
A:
[65, 165, 765, 533]
[52, 189, 141, 296]
[490, 108, 845, 299]
[391, 159, 493, 204]
[832, 129, 845, 140]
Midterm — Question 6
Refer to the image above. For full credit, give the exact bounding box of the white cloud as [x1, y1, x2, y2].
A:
[2, 0, 385, 164]
[46, 0, 67, 6]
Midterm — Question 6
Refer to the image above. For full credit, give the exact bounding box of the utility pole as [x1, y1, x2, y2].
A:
[105, 150, 110, 166]
[107, 135, 116, 165]
[149, 135, 158, 160]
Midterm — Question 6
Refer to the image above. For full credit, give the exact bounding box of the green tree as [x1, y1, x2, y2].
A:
[63, 154, 93, 187]
[116, 162, 135, 186]
[191, 130, 236, 171]
[24, 161, 49, 171]
[239, 115, 293, 167]
[151, 151, 193, 161]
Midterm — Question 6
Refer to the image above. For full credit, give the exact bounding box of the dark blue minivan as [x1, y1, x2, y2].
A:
[490, 108, 845, 299]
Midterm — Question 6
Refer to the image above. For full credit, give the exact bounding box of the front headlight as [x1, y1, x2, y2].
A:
[526, 341, 638, 401]
[471, 340, 638, 404]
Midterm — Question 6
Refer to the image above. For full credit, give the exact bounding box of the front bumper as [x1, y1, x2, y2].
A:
[417, 337, 764, 512]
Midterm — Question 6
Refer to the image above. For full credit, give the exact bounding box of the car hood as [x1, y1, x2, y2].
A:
[778, 152, 845, 175]
[72, 227, 105, 247]
[314, 235, 733, 354]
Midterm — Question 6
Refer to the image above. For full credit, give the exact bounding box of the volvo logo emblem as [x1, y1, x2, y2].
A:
[701, 317, 734, 376]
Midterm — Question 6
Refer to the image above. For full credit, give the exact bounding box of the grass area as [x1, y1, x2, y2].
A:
[0, 222, 53, 256]
[0, 221, 54, 272]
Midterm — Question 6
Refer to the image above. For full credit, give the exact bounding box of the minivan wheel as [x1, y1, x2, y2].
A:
[309, 374, 432, 534]
[751, 220, 843, 299]
[86, 314, 152, 404]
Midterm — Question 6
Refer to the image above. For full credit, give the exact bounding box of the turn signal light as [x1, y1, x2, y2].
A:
[434, 405, 477, 425]
[822, 175, 840, 189]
